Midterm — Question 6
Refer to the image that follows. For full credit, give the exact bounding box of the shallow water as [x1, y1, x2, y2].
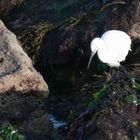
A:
[48, 114, 67, 129]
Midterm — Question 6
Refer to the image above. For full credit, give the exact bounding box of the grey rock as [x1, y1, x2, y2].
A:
[0, 20, 49, 97]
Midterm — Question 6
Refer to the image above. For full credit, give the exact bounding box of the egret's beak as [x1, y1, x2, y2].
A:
[87, 52, 95, 69]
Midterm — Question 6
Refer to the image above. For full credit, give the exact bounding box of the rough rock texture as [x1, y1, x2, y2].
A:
[0, 91, 53, 139]
[103, 1, 140, 39]
[0, 0, 24, 17]
[22, 108, 53, 135]
[0, 20, 49, 96]
[67, 68, 140, 140]
[0, 20, 51, 139]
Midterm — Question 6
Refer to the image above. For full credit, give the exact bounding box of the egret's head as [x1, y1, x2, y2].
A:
[87, 38, 104, 69]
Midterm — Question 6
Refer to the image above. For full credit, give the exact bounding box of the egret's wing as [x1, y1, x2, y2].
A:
[101, 30, 131, 62]
[101, 30, 131, 48]
[107, 61, 120, 67]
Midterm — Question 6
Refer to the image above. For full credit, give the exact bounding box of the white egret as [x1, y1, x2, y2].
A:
[87, 30, 131, 69]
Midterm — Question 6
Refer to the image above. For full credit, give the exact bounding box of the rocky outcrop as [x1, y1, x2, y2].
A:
[0, 20, 51, 138]
[3, 0, 98, 83]
[3, 0, 140, 83]
[0, 20, 49, 96]
[67, 68, 140, 140]
[1, 1, 139, 139]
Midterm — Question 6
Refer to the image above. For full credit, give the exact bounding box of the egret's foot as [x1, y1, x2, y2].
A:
[103, 71, 111, 82]
[104, 68, 116, 82]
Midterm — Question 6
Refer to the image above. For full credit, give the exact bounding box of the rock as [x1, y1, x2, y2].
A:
[0, 20, 49, 97]
[67, 69, 140, 140]
[0, 20, 51, 138]
[3, 0, 99, 84]
[0, 0, 24, 17]
[0, 91, 53, 139]
[22, 108, 53, 134]
[103, 0, 140, 39]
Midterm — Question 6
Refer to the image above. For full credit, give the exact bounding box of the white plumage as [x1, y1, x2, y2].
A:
[87, 30, 131, 69]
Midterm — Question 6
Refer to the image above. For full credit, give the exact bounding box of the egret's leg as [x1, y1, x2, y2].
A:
[109, 67, 112, 75]
[105, 67, 114, 82]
